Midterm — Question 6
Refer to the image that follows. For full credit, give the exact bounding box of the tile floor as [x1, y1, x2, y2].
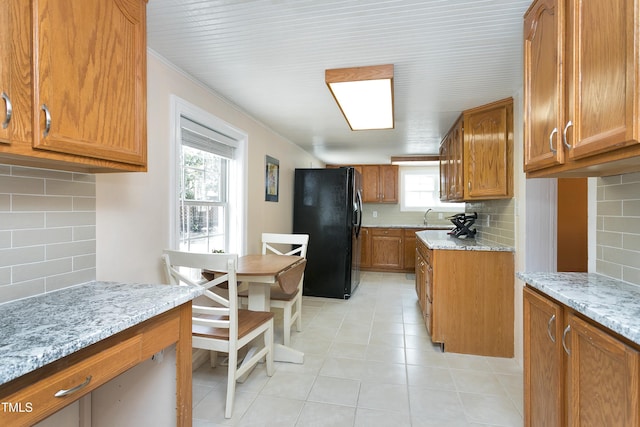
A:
[192, 272, 523, 426]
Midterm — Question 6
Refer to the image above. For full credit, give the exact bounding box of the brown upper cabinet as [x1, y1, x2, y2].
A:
[0, 0, 148, 173]
[523, 0, 640, 177]
[361, 165, 398, 203]
[440, 98, 513, 202]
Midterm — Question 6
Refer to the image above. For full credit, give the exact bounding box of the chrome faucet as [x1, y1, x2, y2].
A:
[423, 208, 433, 226]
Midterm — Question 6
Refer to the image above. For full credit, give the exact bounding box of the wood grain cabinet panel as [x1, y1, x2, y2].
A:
[0, 0, 148, 172]
[360, 227, 371, 269]
[524, 0, 640, 177]
[370, 228, 403, 270]
[523, 286, 564, 427]
[439, 98, 513, 201]
[361, 165, 398, 203]
[415, 241, 514, 357]
[524, 286, 640, 427]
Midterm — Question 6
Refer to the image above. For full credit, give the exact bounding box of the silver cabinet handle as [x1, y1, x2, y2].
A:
[41, 104, 51, 137]
[54, 375, 92, 397]
[562, 120, 573, 149]
[547, 314, 556, 343]
[549, 127, 558, 154]
[562, 324, 571, 355]
[1, 92, 12, 129]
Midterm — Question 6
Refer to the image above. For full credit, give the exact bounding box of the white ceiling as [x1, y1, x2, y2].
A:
[147, 0, 530, 164]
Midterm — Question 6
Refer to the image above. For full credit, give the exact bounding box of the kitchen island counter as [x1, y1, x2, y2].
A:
[416, 230, 514, 252]
[0, 280, 202, 386]
[518, 272, 640, 346]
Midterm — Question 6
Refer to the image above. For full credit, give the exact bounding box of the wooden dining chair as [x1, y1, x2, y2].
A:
[239, 233, 309, 346]
[162, 249, 274, 419]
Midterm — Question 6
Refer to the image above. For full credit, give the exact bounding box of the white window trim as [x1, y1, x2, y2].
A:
[399, 166, 464, 212]
[169, 95, 248, 254]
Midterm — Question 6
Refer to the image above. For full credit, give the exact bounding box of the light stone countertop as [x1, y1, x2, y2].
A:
[0, 281, 202, 386]
[416, 230, 515, 252]
[517, 272, 640, 346]
[362, 224, 453, 229]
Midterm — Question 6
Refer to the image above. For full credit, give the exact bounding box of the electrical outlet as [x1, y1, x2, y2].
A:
[372, 211, 378, 218]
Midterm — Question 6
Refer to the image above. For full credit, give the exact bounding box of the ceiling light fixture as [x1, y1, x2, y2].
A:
[325, 64, 394, 131]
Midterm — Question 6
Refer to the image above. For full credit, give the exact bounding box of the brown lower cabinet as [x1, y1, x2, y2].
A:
[415, 238, 514, 357]
[523, 286, 640, 427]
[360, 227, 429, 273]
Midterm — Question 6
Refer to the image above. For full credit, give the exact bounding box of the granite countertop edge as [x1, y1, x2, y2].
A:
[362, 224, 453, 229]
[0, 281, 203, 386]
[517, 272, 640, 346]
[416, 230, 515, 252]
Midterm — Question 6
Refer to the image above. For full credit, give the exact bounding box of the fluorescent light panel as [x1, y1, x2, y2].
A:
[326, 64, 394, 131]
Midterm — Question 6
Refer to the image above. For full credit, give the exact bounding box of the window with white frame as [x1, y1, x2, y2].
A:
[400, 165, 464, 211]
[177, 115, 239, 253]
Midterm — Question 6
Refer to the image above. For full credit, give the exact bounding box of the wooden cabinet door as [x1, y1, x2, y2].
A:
[439, 138, 449, 201]
[379, 165, 398, 203]
[464, 102, 511, 199]
[450, 118, 464, 201]
[566, 313, 640, 427]
[360, 227, 371, 268]
[523, 287, 564, 427]
[403, 229, 422, 271]
[523, 0, 566, 172]
[370, 228, 403, 269]
[32, 0, 146, 166]
[567, 0, 640, 160]
[415, 248, 425, 307]
[361, 165, 380, 202]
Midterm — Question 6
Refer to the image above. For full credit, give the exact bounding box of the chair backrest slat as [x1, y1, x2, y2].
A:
[162, 249, 239, 336]
[261, 233, 309, 257]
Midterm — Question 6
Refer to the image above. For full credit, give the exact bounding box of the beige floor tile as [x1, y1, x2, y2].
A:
[296, 402, 356, 427]
[307, 376, 360, 406]
[192, 272, 523, 425]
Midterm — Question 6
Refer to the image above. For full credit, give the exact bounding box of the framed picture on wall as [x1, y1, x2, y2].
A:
[265, 155, 279, 202]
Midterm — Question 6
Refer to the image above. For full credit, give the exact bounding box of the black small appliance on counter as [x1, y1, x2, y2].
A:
[447, 212, 478, 238]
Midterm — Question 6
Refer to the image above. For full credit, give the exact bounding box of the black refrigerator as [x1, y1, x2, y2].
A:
[293, 167, 363, 299]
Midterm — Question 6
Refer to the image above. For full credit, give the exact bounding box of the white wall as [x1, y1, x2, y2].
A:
[96, 50, 320, 284]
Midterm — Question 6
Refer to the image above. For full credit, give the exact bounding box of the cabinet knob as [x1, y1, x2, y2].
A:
[1, 92, 12, 129]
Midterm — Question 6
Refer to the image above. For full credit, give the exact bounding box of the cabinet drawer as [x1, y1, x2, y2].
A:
[371, 228, 403, 237]
[3, 335, 142, 426]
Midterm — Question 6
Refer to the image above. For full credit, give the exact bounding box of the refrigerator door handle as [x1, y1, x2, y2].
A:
[354, 190, 363, 237]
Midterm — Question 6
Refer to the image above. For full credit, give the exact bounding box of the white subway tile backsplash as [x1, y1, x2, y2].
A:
[46, 269, 95, 292]
[45, 211, 96, 227]
[46, 240, 95, 260]
[596, 176, 640, 286]
[0, 176, 45, 195]
[12, 259, 73, 283]
[12, 228, 73, 247]
[0, 165, 96, 304]
[0, 212, 45, 230]
[0, 194, 9, 211]
[12, 195, 73, 212]
[0, 246, 45, 268]
[46, 179, 96, 197]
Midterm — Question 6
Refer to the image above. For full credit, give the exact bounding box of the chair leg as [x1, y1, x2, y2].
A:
[265, 320, 275, 376]
[283, 304, 292, 347]
[295, 294, 303, 332]
[225, 351, 237, 419]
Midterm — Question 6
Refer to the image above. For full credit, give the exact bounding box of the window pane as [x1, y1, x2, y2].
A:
[182, 146, 227, 202]
[179, 204, 225, 253]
